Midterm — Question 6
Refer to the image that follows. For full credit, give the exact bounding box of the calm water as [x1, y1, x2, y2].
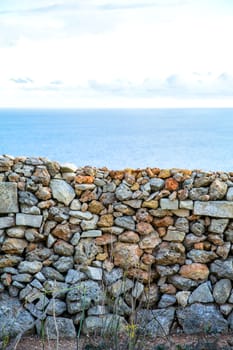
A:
[0, 108, 233, 171]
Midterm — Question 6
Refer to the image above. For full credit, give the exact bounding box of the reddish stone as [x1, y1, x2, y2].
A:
[127, 268, 157, 283]
[136, 222, 154, 235]
[88, 200, 105, 214]
[179, 263, 209, 280]
[118, 231, 140, 243]
[194, 242, 204, 250]
[75, 175, 94, 184]
[153, 216, 174, 227]
[141, 253, 156, 265]
[113, 242, 143, 268]
[95, 234, 117, 245]
[33, 166, 51, 186]
[136, 208, 153, 223]
[35, 186, 51, 200]
[52, 223, 72, 241]
[157, 227, 167, 237]
[165, 178, 179, 191]
[80, 190, 97, 202]
[160, 283, 177, 294]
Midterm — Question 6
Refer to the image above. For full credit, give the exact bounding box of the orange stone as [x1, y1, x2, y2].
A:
[158, 169, 171, 178]
[165, 178, 179, 191]
[52, 223, 72, 241]
[118, 231, 140, 243]
[127, 268, 157, 283]
[109, 170, 124, 180]
[160, 283, 177, 294]
[194, 242, 204, 250]
[75, 175, 94, 184]
[136, 222, 154, 235]
[97, 214, 114, 227]
[95, 234, 117, 245]
[179, 263, 209, 280]
[153, 216, 174, 227]
[141, 253, 156, 265]
[113, 242, 143, 268]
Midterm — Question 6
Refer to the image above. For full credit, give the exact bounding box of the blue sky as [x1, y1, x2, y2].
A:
[1, 0, 233, 108]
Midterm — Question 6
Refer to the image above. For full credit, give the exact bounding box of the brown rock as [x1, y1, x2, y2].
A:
[118, 231, 140, 243]
[208, 234, 224, 246]
[179, 263, 209, 280]
[127, 268, 156, 283]
[155, 243, 185, 265]
[97, 214, 114, 227]
[1, 238, 27, 254]
[178, 188, 189, 200]
[52, 223, 72, 241]
[95, 234, 117, 245]
[131, 183, 140, 191]
[153, 216, 174, 227]
[35, 186, 51, 200]
[38, 200, 55, 209]
[165, 178, 179, 191]
[96, 252, 108, 261]
[53, 239, 74, 256]
[0, 255, 22, 268]
[109, 170, 124, 180]
[157, 227, 167, 237]
[75, 175, 94, 184]
[136, 222, 154, 235]
[88, 200, 105, 214]
[159, 283, 177, 294]
[113, 242, 143, 268]
[32, 166, 51, 186]
[194, 242, 205, 250]
[80, 190, 97, 202]
[141, 253, 156, 265]
[142, 200, 159, 209]
[159, 169, 171, 178]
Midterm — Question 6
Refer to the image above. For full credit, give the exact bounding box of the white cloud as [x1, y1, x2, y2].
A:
[1, 0, 233, 107]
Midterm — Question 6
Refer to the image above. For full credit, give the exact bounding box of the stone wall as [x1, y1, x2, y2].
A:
[1, 155, 233, 338]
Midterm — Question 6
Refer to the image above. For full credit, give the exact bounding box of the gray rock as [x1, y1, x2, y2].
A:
[81, 215, 98, 231]
[70, 232, 81, 245]
[70, 199, 81, 210]
[12, 274, 32, 283]
[194, 201, 233, 218]
[16, 213, 43, 228]
[81, 266, 103, 280]
[156, 264, 180, 277]
[180, 200, 194, 210]
[0, 293, 35, 339]
[19, 191, 38, 206]
[104, 268, 123, 286]
[168, 275, 198, 290]
[175, 218, 189, 232]
[188, 282, 213, 304]
[6, 226, 25, 238]
[48, 207, 69, 222]
[189, 188, 208, 200]
[50, 179, 75, 205]
[82, 314, 127, 335]
[114, 216, 135, 231]
[190, 221, 205, 236]
[66, 280, 104, 305]
[75, 184, 95, 190]
[43, 281, 68, 298]
[0, 182, 18, 213]
[158, 294, 176, 308]
[136, 308, 175, 336]
[42, 267, 65, 281]
[187, 249, 217, 263]
[45, 299, 67, 316]
[210, 258, 233, 279]
[116, 184, 133, 201]
[88, 305, 108, 316]
[65, 269, 86, 284]
[18, 261, 42, 274]
[53, 256, 74, 272]
[0, 216, 15, 229]
[81, 230, 102, 238]
[209, 219, 229, 234]
[132, 281, 144, 299]
[227, 187, 233, 201]
[21, 205, 41, 215]
[220, 304, 233, 316]
[177, 303, 228, 334]
[108, 278, 134, 297]
[213, 279, 232, 304]
[112, 297, 131, 316]
[69, 210, 92, 219]
[209, 179, 227, 200]
[150, 178, 164, 191]
[160, 199, 178, 210]
[36, 316, 76, 339]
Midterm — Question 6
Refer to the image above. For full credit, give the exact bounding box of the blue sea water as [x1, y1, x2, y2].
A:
[0, 108, 233, 171]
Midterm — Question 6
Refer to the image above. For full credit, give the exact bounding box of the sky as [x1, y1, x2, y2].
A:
[1, 0, 233, 108]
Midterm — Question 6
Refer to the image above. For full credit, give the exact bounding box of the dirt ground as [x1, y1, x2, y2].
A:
[6, 333, 233, 350]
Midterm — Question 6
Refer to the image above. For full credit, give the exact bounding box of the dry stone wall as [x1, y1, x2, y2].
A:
[1, 155, 233, 338]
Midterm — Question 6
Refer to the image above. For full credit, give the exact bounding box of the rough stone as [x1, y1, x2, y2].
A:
[194, 201, 233, 218]
[209, 218, 229, 234]
[136, 308, 175, 336]
[187, 249, 217, 263]
[179, 263, 209, 281]
[18, 261, 42, 274]
[36, 317, 76, 339]
[160, 199, 178, 210]
[188, 281, 213, 304]
[114, 216, 135, 231]
[209, 179, 228, 200]
[1, 238, 27, 254]
[0, 182, 18, 213]
[113, 242, 143, 268]
[210, 258, 233, 279]
[52, 223, 72, 241]
[53, 240, 74, 256]
[150, 178, 165, 191]
[213, 279, 232, 304]
[0, 216, 15, 229]
[50, 179, 75, 205]
[177, 303, 228, 334]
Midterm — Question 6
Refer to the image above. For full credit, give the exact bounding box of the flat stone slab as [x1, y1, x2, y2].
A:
[0, 216, 15, 229]
[194, 201, 233, 218]
[16, 213, 43, 228]
[0, 182, 18, 213]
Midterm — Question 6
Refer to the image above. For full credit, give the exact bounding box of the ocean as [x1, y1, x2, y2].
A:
[0, 108, 233, 171]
